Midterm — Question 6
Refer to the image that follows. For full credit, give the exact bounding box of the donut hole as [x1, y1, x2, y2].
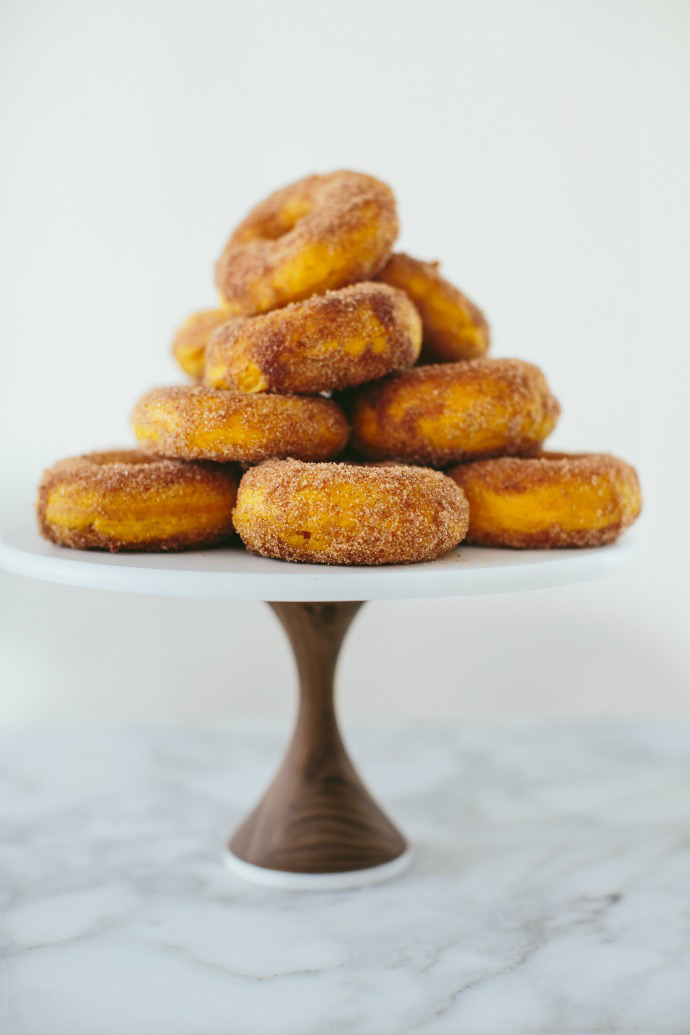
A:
[257, 219, 298, 241]
[253, 198, 313, 241]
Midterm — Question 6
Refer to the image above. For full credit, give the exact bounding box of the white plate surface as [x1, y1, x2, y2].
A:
[0, 522, 636, 601]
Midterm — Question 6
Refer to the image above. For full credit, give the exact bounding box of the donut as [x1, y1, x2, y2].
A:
[350, 358, 560, 467]
[215, 171, 398, 317]
[233, 458, 469, 565]
[172, 307, 231, 380]
[132, 385, 349, 464]
[377, 252, 489, 362]
[36, 450, 237, 552]
[447, 451, 642, 548]
[204, 282, 421, 395]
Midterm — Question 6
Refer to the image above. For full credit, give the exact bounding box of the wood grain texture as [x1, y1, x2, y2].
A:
[229, 601, 407, 874]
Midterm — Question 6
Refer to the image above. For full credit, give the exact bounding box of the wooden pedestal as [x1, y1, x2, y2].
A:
[228, 602, 407, 878]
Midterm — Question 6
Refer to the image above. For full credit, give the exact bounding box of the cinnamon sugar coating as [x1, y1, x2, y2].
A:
[132, 385, 349, 463]
[205, 282, 421, 395]
[349, 358, 560, 467]
[37, 450, 238, 552]
[172, 307, 233, 380]
[215, 171, 398, 317]
[448, 451, 642, 548]
[233, 458, 469, 566]
[378, 253, 490, 362]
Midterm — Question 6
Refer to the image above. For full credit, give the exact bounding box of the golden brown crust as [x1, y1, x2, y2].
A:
[215, 171, 398, 316]
[204, 282, 421, 394]
[233, 458, 469, 565]
[349, 358, 560, 467]
[37, 450, 238, 552]
[378, 252, 490, 362]
[171, 308, 233, 380]
[447, 451, 642, 548]
[132, 385, 349, 463]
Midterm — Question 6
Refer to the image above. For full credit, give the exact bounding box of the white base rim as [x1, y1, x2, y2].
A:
[224, 848, 412, 890]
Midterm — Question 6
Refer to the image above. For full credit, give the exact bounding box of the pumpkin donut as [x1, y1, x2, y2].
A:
[172, 307, 231, 380]
[448, 452, 642, 548]
[36, 450, 237, 552]
[350, 358, 560, 467]
[132, 386, 349, 464]
[215, 171, 398, 317]
[204, 282, 421, 395]
[233, 458, 469, 566]
[377, 252, 489, 362]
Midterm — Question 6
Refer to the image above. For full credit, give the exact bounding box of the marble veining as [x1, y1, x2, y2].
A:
[1, 720, 689, 1035]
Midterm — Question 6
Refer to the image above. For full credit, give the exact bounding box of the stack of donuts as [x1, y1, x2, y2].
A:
[37, 170, 641, 564]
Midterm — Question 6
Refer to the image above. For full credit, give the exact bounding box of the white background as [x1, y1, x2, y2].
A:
[1, 0, 688, 721]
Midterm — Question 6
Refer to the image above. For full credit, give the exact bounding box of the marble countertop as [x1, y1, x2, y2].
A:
[1, 719, 689, 1035]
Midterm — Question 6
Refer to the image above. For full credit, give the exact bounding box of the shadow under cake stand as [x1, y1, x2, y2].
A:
[0, 524, 635, 890]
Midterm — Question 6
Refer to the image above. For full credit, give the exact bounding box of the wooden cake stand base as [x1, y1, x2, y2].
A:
[226, 602, 410, 889]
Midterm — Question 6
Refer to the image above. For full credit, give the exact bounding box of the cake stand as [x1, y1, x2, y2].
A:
[0, 522, 635, 890]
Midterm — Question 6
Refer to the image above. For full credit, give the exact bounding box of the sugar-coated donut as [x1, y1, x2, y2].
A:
[447, 451, 642, 548]
[133, 386, 349, 464]
[378, 252, 489, 362]
[233, 458, 469, 565]
[204, 282, 421, 395]
[215, 171, 398, 317]
[350, 358, 560, 467]
[172, 307, 231, 380]
[37, 450, 237, 552]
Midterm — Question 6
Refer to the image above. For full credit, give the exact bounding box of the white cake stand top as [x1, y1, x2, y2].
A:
[0, 522, 635, 602]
